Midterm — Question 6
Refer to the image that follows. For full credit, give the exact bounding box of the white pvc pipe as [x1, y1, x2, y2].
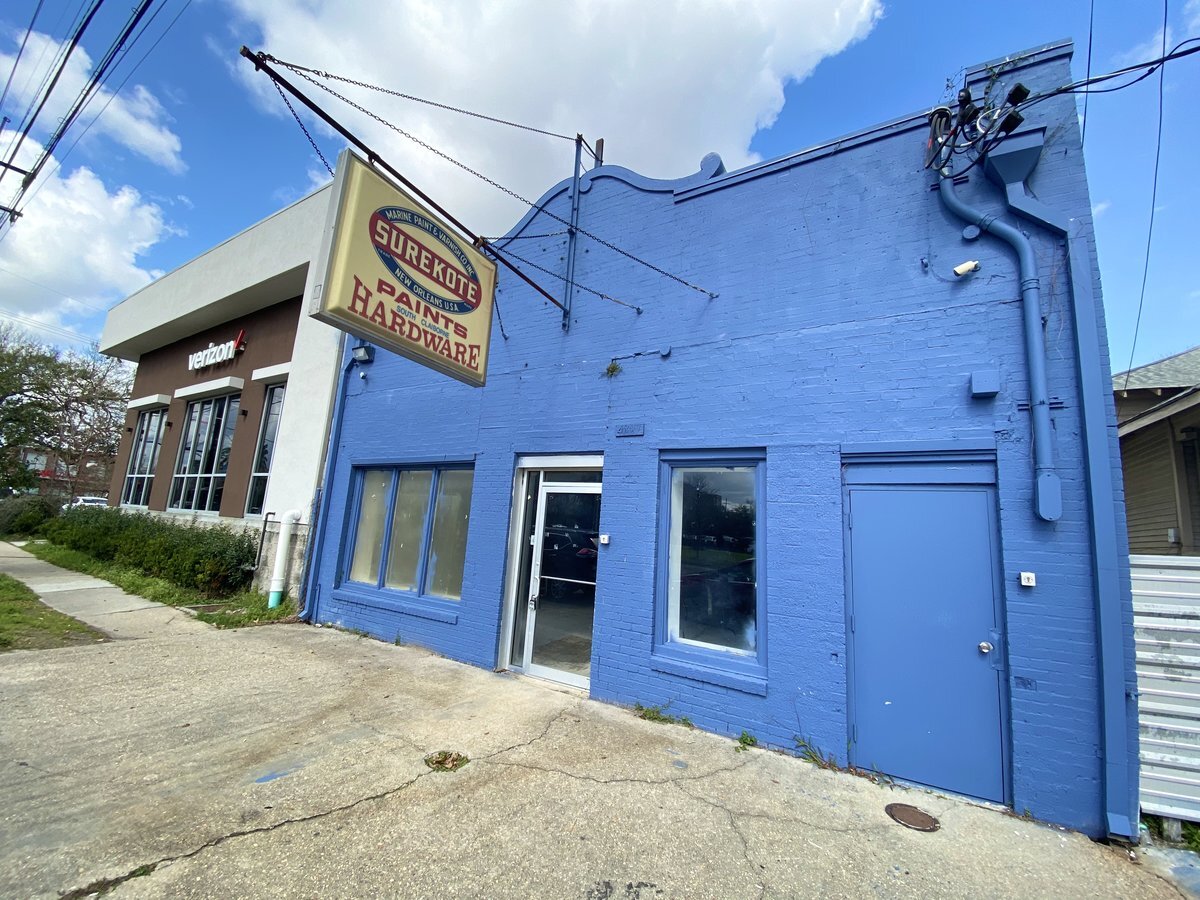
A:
[268, 509, 302, 608]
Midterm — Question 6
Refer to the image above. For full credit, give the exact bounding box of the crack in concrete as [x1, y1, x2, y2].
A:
[56, 771, 432, 898]
[481, 754, 752, 787]
[474, 702, 583, 762]
[54, 705, 584, 898]
[673, 781, 766, 899]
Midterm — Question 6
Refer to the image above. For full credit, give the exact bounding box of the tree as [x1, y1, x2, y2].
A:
[0, 325, 131, 498]
[0, 325, 59, 493]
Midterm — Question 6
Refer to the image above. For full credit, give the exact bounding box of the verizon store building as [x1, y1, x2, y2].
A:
[101, 186, 343, 594]
[302, 42, 1139, 839]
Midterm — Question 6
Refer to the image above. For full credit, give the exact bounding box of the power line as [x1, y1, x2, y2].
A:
[280, 61, 719, 300]
[4, 0, 155, 221]
[0, 264, 110, 313]
[1123, 2, 1170, 389]
[0, 0, 47, 118]
[7, 0, 193, 229]
[0, 0, 106, 195]
[1081, 0, 1095, 146]
[0, 310, 97, 345]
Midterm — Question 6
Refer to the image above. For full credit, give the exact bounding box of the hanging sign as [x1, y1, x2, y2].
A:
[309, 149, 496, 387]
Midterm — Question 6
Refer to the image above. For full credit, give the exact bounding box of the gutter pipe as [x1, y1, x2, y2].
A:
[981, 130, 1137, 840]
[298, 336, 356, 622]
[937, 165, 1062, 522]
[267, 509, 302, 608]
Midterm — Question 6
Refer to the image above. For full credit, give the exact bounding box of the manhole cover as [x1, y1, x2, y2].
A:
[885, 803, 940, 832]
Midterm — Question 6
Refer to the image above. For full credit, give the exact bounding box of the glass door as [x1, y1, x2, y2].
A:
[522, 482, 602, 688]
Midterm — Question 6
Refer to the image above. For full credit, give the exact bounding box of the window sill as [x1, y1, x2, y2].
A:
[650, 648, 767, 696]
[332, 585, 459, 625]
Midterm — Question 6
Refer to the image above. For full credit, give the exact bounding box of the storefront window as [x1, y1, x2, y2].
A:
[346, 465, 474, 601]
[168, 394, 240, 513]
[121, 408, 166, 507]
[663, 456, 762, 655]
[246, 384, 286, 516]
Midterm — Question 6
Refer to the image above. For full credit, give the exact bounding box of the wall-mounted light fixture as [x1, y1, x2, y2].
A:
[352, 343, 375, 364]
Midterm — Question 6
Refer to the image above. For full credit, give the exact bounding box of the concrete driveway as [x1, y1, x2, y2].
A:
[0, 544, 1182, 899]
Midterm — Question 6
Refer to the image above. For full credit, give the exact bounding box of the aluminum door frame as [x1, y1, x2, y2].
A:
[497, 455, 603, 678]
[842, 458, 1012, 806]
[521, 480, 602, 690]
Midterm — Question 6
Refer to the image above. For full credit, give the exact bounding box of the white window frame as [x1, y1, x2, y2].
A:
[245, 383, 287, 516]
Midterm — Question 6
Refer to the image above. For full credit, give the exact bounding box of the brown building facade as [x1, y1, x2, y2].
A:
[110, 297, 301, 518]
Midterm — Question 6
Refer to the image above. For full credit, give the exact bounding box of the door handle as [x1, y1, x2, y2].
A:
[978, 641, 994, 654]
[529, 595, 538, 610]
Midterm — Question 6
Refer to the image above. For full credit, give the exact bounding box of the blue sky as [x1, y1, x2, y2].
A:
[0, 0, 1196, 374]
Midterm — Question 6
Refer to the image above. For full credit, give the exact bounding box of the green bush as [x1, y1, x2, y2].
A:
[0, 495, 57, 536]
[42, 507, 255, 596]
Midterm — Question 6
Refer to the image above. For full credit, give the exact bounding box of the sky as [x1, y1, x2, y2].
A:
[0, 0, 1196, 374]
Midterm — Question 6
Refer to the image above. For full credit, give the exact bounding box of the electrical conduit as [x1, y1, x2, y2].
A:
[937, 166, 1063, 522]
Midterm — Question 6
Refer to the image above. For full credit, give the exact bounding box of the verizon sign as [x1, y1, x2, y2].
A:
[188, 329, 247, 372]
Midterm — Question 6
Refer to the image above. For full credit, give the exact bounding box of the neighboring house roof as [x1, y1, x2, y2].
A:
[1114, 345, 1200, 391]
[1118, 384, 1200, 437]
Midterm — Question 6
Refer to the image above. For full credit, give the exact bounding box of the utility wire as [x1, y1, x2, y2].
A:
[486, 244, 642, 314]
[7, 0, 193, 229]
[14, 0, 155, 197]
[280, 61, 719, 300]
[1081, 0, 1095, 146]
[0, 0, 47, 120]
[0, 264, 110, 313]
[0, 310, 96, 345]
[260, 54, 588, 151]
[1123, 2, 1170, 390]
[2, 0, 84, 159]
[0, 0, 105, 194]
[1, 0, 192, 240]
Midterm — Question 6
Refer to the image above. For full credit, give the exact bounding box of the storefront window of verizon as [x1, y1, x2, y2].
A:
[345, 467, 474, 601]
[169, 394, 240, 513]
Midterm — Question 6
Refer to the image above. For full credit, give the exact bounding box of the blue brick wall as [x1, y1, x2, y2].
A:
[307, 43, 1134, 837]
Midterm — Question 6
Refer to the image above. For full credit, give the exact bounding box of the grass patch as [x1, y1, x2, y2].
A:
[193, 592, 297, 629]
[23, 541, 206, 607]
[424, 750, 469, 772]
[0, 572, 106, 651]
[634, 702, 694, 728]
[23, 541, 292, 630]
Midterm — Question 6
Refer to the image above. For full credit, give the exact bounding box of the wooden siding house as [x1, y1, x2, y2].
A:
[1115, 346, 1200, 555]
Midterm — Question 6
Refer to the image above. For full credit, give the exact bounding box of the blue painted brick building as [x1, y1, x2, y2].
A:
[304, 40, 1138, 839]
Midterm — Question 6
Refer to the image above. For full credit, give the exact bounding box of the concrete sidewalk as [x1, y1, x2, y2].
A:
[0, 542, 1183, 898]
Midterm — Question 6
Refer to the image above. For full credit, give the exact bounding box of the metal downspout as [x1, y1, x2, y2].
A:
[298, 337, 355, 622]
[937, 166, 1063, 522]
[983, 134, 1137, 839]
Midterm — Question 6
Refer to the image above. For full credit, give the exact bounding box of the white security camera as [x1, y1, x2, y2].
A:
[953, 260, 981, 277]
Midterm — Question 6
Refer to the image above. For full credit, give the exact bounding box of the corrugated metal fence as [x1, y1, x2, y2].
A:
[1134, 554, 1200, 821]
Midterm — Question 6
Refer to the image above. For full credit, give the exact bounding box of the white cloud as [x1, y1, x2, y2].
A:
[0, 141, 174, 345]
[1186, 0, 1200, 33]
[1114, 26, 1173, 70]
[225, 0, 882, 234]
[0, 31, 184, 173]
[1092, 200, 1111, 218]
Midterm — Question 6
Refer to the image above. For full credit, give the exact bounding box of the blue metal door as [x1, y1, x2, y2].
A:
[847, 481, 1007, 802]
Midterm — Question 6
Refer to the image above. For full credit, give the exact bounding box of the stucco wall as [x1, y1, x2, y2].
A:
[305, 44, 1133, 837]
